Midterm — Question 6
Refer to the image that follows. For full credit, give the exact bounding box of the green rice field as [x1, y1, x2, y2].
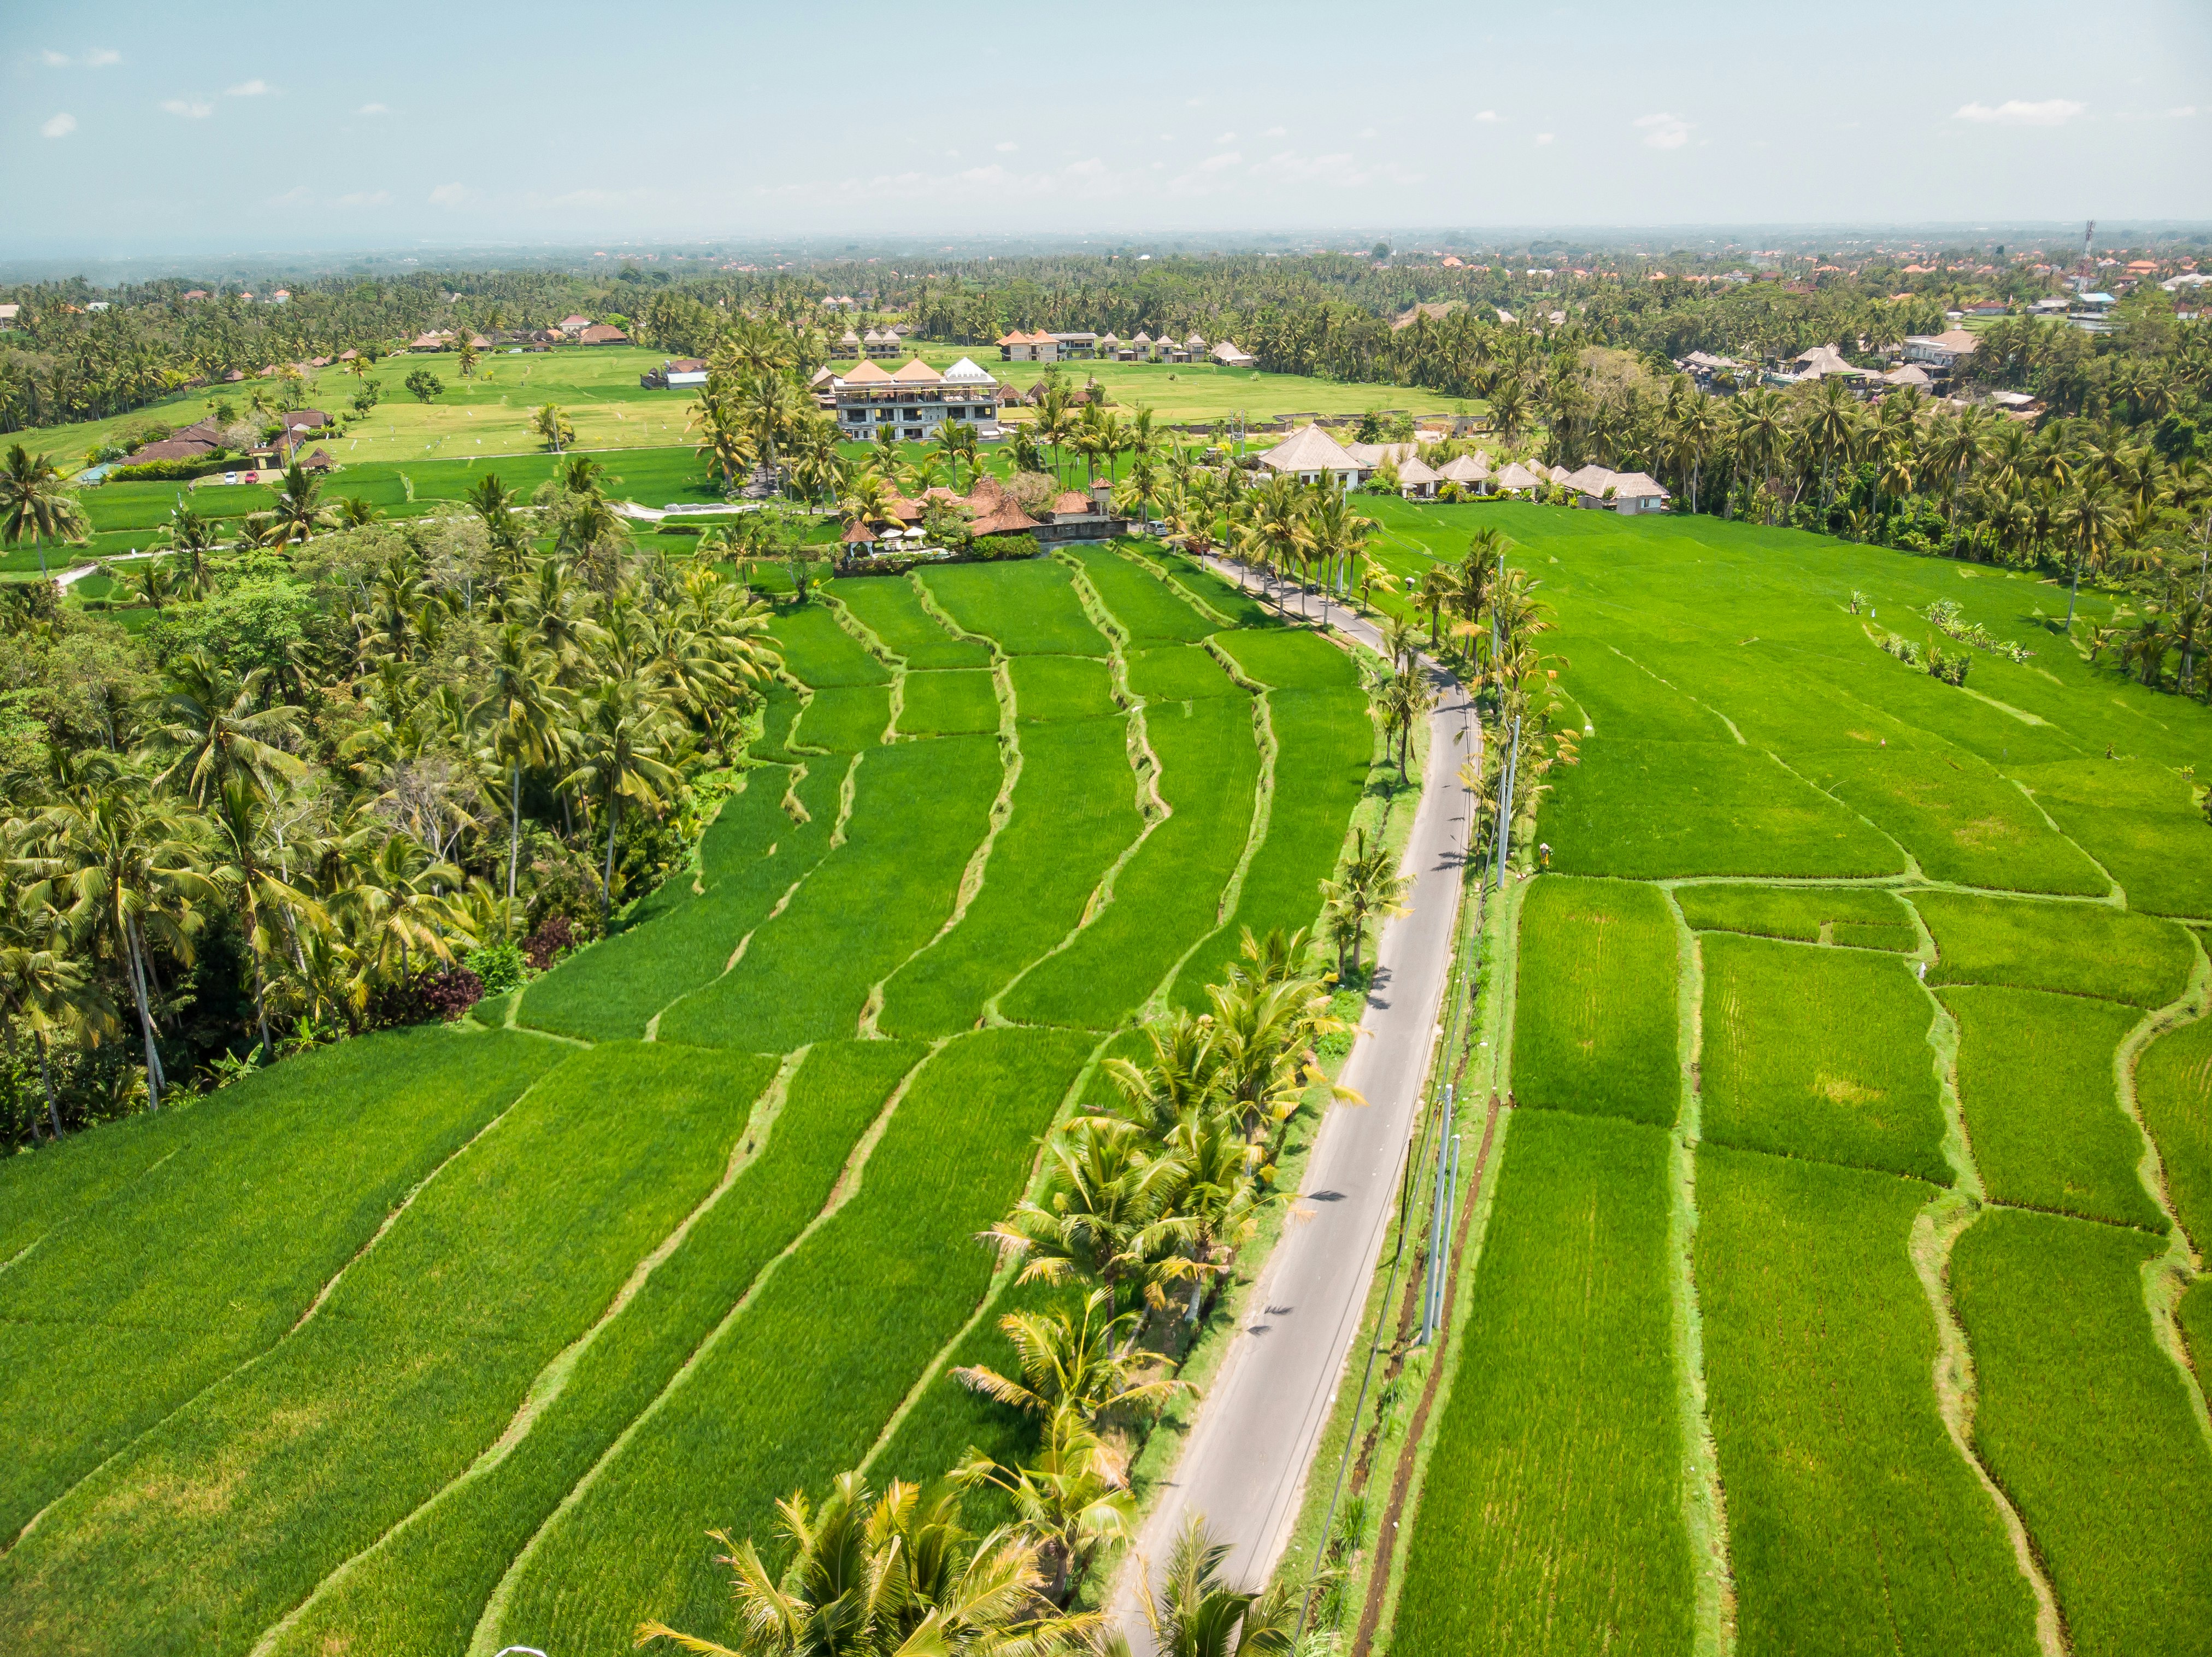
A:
[1377, 495, 2212, 1656]
[0, 544, 1377, 1657]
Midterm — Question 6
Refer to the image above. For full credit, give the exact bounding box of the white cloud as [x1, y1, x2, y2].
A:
[1634, 111, 1692, 149]
[86, 48, 120, 67]
[428, 181, 472, 207]
[1262, 125, 1285, 137]
[1200, 150, 1243, 171]
[1358, 126, 1376, 138]
[996, 140, 1017, 152]
[1952, 98, 2085, 125]
[225, 78, 272, 97]
[2165, 104, 2197, 118]
[1473, 109, 1505, 123]
[40, 49, 69, 66]
[1216, 130, 1236, 143]
[161, 98, 214, 118]
[1185, 96, 1202, 107]
[358, 102, 390, 115]
[268, 186, 314, 207]
[40, 112, 75, 138]
[1534, 132, 1555, 145]
[336, 189, 392, 207]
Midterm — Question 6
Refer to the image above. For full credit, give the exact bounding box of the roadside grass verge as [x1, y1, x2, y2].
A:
[2133, 1014, 2212, 1253]
[260, 1042, 914, 1657]
[1811, 749, 2108, 895]
[1942, 988, 2163, 1231]
[792, 684, 893, 752]
[1121, 543, 1278, 627]
[767, 604, 892, 686]
[1914, 891, 2194, 1008]
[879, 717, 1145, 1039]
[1002, 698, 1261, 1029]
[0, 1042, 754, 1657]
[1701, 934, 1951, 1183]
[657, 737, 1002, 1051]
[520, 762, 844, 1042]
[1063, 545, 1217, 643]
[1694, 1145, 2042, 1657]
[0, 1027, 566, 1543]
[920, 561, 1109, 656]
[1542, 739, 1904, 880]
[1951, 1207, 2212, 1657]
[1391, 1112, 1696, 1657]
[829, 577, 992, 669]
[1125, 644, 1243, 702]
[896, 669, 1001, 737]
[1508, 875, 1678, 1128]
[1170, 685, 1372, 1009]
[2011, 757, 2212, 918]
[489, 1027, 1096, 1657]
[1009, 655, 1119, 720]
[1673, 882, 1917, 949]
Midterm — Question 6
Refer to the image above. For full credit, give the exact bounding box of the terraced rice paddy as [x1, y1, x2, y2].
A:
[1375, 498, 2212, 1657]
[0, 547, 1376, 1657]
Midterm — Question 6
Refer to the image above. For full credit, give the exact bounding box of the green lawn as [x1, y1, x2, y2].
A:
[1510, 875, 1680, 1128]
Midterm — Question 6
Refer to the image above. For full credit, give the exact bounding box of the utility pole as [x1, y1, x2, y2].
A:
[1492, 715, 1522, 889]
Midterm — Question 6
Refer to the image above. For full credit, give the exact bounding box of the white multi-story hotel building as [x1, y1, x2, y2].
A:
[830, 356, 1003, 442]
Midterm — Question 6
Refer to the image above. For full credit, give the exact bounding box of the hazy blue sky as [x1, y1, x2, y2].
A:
[5, 0, 2207, 257]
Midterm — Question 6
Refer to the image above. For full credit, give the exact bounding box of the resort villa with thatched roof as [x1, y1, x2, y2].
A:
[830, 356, 1003, 443]
[1257, 424, 1364, 487]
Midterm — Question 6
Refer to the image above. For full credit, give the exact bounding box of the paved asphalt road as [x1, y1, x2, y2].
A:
[1109, 561, 1477, 1648]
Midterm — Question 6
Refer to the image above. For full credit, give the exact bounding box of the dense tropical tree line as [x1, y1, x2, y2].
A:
[0, 454, 777, 1144]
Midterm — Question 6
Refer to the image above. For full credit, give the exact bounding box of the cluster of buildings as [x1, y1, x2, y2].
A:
[811, 356, 1008, 443]
[1256, 425, 1669, 513]
[833, 326, 908, 360]
[840, 472, 1129, 555]
[993, 330, 1255, 368]
[116, 409, 335, 475]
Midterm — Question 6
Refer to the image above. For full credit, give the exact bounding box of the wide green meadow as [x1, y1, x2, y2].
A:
[1381, 498, 2212, 1657]
[0, 543, 1381, 1656]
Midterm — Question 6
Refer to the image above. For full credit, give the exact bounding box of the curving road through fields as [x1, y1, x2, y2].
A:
[1109, 559, 1478, 1648]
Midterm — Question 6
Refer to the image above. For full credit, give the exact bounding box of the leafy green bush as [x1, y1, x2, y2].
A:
[403, 368, 443, 402]
[463, 942, 526, 997]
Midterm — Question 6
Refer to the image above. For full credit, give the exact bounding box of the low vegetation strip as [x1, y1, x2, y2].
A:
[1700, 934, 1952, 1183]
[1171, 685, 1372, 1010]
[1509, 875, 1679, 1128]
[260, 1042, 916, 1657]
[0, 1028, 566, 1542]
[519, 762, 845, 1043]
[1950, 1208, 2212, 1657]
[1543, 740, 1905, 880]
[920, 561, 1109, 657]
[1001, 697, 1262, 1028]
[1942, 988, 2163, 1231]
[766, 604, 892, 687]
[828, 577, 992, 669]
[1063, 546, 1218, 644]
[1008, 655, 1119, 720]
[896, 669, 1002, 737]
[1125, 643, 1244, 703]
[657, 736, 1003, 1052]
[1811, 750, 2109, 895]
[878, 716, 1145, 1039]
[2010, 757, 2212, 918]
[0, 1042, 766, 1656]
[1913, 889, 2195, 1007]
[1123, 544, 1278, 628]
[1672, 882, 1917, 949]
[1693, 1145, 2042, 1657]
[489, 1027, 1096, 1657]
[1392, 1112, 1697, 1657]
[2133, 1014, 2212, 1254]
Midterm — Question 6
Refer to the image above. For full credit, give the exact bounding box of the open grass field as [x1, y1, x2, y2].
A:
[1942, 987, 2163, 1230]
[1950, 1208, 2212, 1657]
[1700, 933, 1951, 1183]
[1672, 882, 1918, 949]
[1914, 889, 2196, 1007]
[1509, 876, 1679, 1127]
[1392, 1112, 1697, 1657]
[1693, 1145, 2041, 1657]
[0, 550, 1375, 1656]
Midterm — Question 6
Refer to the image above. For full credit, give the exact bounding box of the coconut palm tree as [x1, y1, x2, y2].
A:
[252, 462, 337, 550]
[1800, 377, 1860, 518]
[0, 909, 112, 1140]
[204, 778, 325, 1058]
[952, 1408, 1137, 1606]
[988, 1115, 1186, 1311]
[474, 624, 564, 926]
[532, 402, 575, 453]
[1134, 1515, 1298, 1657]
[636, 1470, 1098, 1657]
[562, 675, 684, 920]
[1321, 827, 1412, 978]
[1373, 669, 1433, 783]
[1, 443, 90, 578]
[953, 1289, 1184, 1423]
[144, 651, 306, 805]
[2057, 478, 2125, 631]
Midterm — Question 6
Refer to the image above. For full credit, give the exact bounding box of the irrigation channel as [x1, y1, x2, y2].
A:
[1107, 557, 1480, 1653]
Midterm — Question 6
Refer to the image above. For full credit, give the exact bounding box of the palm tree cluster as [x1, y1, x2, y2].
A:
[1, 459, 778, 1144]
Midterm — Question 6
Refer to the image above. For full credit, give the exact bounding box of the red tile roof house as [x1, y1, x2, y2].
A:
[558, 315, 593, 335]
[576, 323, 630, 345]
